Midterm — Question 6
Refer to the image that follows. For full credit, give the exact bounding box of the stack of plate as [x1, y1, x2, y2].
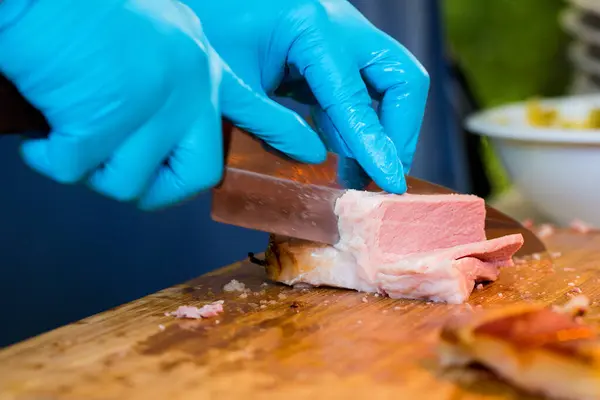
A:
[562, 0, 600, 94]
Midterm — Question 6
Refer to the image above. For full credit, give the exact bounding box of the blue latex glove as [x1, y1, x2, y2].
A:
[185, 0, 430, 193]
[0, 0, 326, 210]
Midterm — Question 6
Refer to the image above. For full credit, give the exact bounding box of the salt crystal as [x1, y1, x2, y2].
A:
[361, 296, 368, 303]
[568, 282, 576, 287]
[476, 284, 484, 291]
[158, 324, 165, 331]
[239, 293, 248, 299]
[532, 253, 541, 260]
[393, 306, 401, 311]
[277, 293, 287, 300]
[498, 293, 504, 298]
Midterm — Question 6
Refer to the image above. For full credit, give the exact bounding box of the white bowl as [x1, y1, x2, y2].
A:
[465, 95, 600, 227]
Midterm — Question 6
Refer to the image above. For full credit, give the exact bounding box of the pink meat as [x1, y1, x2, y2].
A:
[376, 234, 524, 304]
[331, 190, 524, 304]
[168, 301, 224, 319]
[335, 191, 485, 259]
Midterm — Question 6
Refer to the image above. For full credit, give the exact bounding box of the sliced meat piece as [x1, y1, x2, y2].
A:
[439, 304, 600, 400]
[265, 234, 523, 304]
[168, 301, 224, 319]
[377, 234, 523, 304]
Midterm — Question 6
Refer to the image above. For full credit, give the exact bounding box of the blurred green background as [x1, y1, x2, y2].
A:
[443, 0, 572, 196]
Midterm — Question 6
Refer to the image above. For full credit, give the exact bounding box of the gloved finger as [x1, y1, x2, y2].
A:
[310, 105, 404, 192]
[285, 5, 405, 193]
[86, 113, 188, 202]
[20, 124, 130, 184]
[220, 66, 326, 164]
[361, 45, 429, 173]
[138, 113, 223, 211]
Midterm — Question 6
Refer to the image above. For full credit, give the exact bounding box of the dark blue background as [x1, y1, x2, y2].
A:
[0, 0, 466, 347]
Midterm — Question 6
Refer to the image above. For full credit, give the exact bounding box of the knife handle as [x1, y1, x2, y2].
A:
[0, 73, 50, 137]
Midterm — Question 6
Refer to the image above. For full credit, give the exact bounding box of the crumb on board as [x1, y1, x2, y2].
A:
[223, 279, 247, 293]
[158, 324, 165, 331]
[522, 218, 534, 229]
[278, 293, 287, 300]
[361, 296, 368, 303]
[536, 223, 555, 238]
[570, 219, 593, 233]
[553, 294, 590, 316]
[498, 293, 503, 298]
[476, 284, 484, 291]
[167, 301, 224, 319]
[239, 293, 248, 299]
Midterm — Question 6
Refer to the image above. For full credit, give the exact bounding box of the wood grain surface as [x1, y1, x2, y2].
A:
[0, 230, 599, 400]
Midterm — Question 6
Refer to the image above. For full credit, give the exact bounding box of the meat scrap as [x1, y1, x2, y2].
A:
[439, 303, 600, 400]
[265, 191, 523, 304]
[553, 295, 591, 317]
[223, 279, 248, 293]
[536, 223, 555, 238]
[570, 219, 594, 234]
[167, 301, 224, 319]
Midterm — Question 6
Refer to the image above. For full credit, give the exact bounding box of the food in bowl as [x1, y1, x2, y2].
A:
[465, 94, 600, 227]
[526, 99, 600, 128]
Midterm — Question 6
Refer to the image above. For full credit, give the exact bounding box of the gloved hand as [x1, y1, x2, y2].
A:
[0, 0, 326, 210]
[185, 0, 430, 193]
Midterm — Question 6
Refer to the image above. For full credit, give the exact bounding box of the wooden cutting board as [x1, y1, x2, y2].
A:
[0, 230, 599, 400]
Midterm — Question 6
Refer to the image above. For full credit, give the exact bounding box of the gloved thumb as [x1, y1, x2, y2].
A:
[219, 65, 327, 164]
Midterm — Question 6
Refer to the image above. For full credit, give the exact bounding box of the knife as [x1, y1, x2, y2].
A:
[0, 73, 545, 256]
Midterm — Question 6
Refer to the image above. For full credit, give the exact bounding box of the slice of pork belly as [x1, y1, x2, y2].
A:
[264, 234, 523, 304]
[376, 234, 524, 304]
[439, 304, 600, 400]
